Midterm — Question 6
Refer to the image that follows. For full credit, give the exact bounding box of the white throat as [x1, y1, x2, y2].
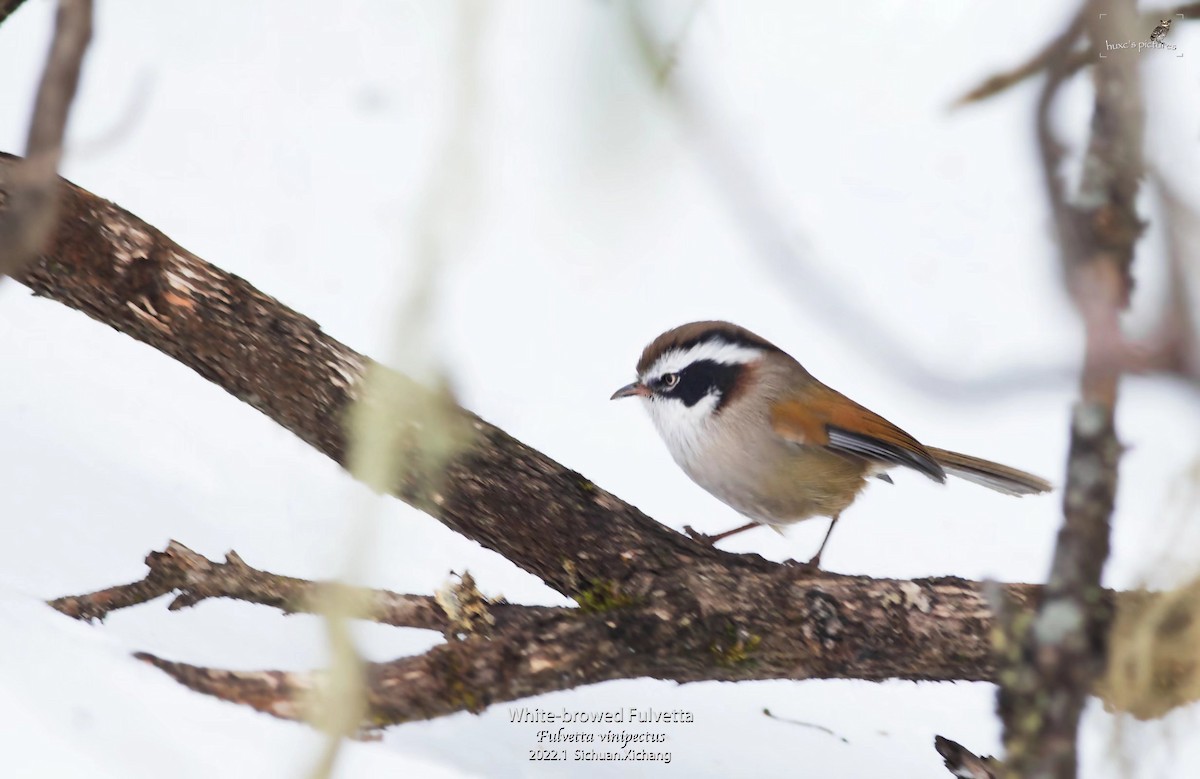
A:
[640, 392, 721, 470]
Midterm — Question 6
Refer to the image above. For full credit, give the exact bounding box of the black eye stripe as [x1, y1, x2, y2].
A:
[659, 360, 742, 408]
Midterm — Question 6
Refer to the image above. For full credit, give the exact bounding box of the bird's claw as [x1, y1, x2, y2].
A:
[683, 525, 715, 545]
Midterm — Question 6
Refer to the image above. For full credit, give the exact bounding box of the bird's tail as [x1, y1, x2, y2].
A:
[927, 447, 1052, 496]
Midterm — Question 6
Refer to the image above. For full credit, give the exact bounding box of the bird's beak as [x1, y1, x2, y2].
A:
[610, 381, 651, 400]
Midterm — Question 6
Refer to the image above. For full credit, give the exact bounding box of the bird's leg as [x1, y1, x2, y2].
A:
[804, 513, 841, 569]
[683, 521, 761, 546]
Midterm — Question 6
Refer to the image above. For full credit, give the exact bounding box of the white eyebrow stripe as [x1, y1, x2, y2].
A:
[644, 340, 764, 379]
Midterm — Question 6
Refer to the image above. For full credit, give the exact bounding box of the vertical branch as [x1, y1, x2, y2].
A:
[306, 3, 487, 778]
[0, 0, 92, 277]
[1149, 175, 1200, 384]
[1000, 1, 1143, 777]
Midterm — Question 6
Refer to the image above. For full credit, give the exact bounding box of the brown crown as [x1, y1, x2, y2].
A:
[635, 320, 782, 374]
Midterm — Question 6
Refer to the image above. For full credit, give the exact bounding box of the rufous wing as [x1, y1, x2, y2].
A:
[769, 382, 946, 482]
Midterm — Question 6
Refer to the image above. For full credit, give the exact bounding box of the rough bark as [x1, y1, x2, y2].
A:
[6, 152, 1040, 717]
[5, 151, 727, 603]
[49, 541, 1200, 729]
[57, 542, 1043, 726]
[0, 1, 1190, 772]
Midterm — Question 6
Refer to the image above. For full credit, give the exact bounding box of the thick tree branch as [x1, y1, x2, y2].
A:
[59, 542, 1049, 725]
[0, 0, 91, 277]
[11, 153, 1192, 733]
[5, 151, 737, 605]
[48, 542, 1200, 727]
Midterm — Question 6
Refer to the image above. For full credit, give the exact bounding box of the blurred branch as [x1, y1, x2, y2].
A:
[14, 156, 1200, 728]
[952, 4, 1200, 107]
[1149, 173, 1200, 384]
[626, 6, 1074, 401]
[0, 0, 29, 27]
[4, 150, 726, 600]
[999, 2, 1143, 777]
[1101, 574, 1200, 720]
[954, 48, 1089, 109]
[0, 0, 91, 278]
[308, 3, 488, 774]
[629, 4, 1200, 402]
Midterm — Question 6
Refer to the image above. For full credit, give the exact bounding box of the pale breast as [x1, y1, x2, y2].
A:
[665, 397, 865, 526]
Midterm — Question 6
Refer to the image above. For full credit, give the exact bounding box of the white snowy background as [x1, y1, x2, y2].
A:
[2, 1, 1199, 777]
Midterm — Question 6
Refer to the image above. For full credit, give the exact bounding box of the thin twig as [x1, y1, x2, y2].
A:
[952, 2, 1089, 109]
[1148, 173, 1200, 384]
[0, 0, 30, 27]
[0, 0, 92, 277]
[49, 570, 179, 621]
[628, 6, 1198, 402]
[48, 540, 558, 632]
[954, 3, 1200, 107]
[762, 708, 849, 744]
[953, 49, 1091, 108]
[625, 6, 1080, 402]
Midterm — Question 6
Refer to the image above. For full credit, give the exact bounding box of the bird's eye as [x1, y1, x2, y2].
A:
[660, 373, 679, 390]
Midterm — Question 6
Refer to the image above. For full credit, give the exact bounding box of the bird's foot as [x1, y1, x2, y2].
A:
[683, 525, 716, 545]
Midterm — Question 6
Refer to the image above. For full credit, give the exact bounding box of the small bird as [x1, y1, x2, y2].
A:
[1151, 18, 1171, 43]
[611, 321, 1051, 567]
